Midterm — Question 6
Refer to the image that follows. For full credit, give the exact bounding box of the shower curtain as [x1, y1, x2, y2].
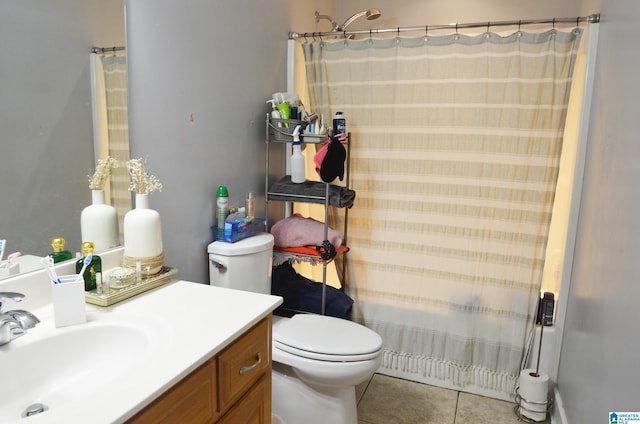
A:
[302, 28, 582, 396]
[90, 52, 130, 238]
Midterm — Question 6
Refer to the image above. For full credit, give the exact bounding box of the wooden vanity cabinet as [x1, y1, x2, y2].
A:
[128, 316, 272, 424]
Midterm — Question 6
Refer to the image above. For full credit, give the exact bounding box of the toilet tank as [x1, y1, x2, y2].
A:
[207, 233, 274, 295]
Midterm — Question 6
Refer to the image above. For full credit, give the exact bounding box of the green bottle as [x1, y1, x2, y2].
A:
[216, 186, 229, 240]
[49, 238, 73, 263]
[76, 242, 102, 292]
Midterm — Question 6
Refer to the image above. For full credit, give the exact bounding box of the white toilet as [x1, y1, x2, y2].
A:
[208, 233, 382, 424]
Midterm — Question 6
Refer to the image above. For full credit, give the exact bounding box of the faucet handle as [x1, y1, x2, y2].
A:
[0, 292, 25, 313]
[5, 310, 40, 329]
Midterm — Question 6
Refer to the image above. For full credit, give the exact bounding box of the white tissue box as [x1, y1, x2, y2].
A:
[52, 275, 87, 327]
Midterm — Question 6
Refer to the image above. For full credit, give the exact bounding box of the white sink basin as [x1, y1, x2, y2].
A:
[0, 280, 281, 424]
[0, 317, 162, 422]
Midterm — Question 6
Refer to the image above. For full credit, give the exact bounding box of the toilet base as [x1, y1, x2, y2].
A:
[272, 362, 358, 424]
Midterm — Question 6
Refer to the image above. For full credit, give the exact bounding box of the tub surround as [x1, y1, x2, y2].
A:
[0, 261, 282, 423]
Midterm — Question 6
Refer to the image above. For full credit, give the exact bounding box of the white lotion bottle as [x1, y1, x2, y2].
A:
[267, 99, 281, 121]
[291, 125, 306, 183]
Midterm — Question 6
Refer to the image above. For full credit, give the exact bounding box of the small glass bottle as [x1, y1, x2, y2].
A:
[76, 242, 102, 292]
[245, 191, 256, 218]
[49, 238, 73, 263]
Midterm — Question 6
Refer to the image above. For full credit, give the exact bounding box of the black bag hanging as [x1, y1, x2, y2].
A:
[319, 135, 346, 183]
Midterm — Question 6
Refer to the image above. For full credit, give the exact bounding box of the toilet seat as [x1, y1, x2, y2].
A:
[273, 314, 382, 362]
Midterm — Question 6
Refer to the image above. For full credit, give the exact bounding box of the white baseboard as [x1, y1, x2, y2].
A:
[376, 368, 514, 402]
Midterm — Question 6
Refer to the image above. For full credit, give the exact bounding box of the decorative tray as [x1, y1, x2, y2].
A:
[85, 266, 178, 307]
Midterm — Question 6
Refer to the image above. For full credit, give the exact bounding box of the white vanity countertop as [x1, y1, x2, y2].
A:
[1, 280, 282, 424]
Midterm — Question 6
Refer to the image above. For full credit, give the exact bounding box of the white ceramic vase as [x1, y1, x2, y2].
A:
[81, 190, 119, 252]
[123, 193, 163, 275]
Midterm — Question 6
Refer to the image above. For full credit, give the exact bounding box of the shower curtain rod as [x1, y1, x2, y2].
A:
[91, 46, 125, 54]
[289, 13, 600, 40]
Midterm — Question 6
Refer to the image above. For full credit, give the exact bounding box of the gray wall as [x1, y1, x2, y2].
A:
[557, 0, 640, 421]
[0, 0, 125, 257]
[125, 0, 328, 283]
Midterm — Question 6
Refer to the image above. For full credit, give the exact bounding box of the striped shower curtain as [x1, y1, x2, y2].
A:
[90, 52, 131, 239]
[302, 28, 582, 396]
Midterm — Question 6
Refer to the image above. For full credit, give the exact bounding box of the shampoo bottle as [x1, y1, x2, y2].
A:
[49, 238, 73, 263]
[333, 111, 346, 136]
[76, 242, 102, 292]
[291, 125, 305, 183]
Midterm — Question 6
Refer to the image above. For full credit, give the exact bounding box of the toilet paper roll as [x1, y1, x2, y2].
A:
[518, 368, 549, 422]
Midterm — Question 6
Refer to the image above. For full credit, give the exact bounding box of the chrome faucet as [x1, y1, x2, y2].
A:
[0, 292, 40, 346]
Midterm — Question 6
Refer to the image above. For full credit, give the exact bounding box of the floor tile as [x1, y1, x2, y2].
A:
[455, 391, 548, 424]
[357, 374, 458, 424]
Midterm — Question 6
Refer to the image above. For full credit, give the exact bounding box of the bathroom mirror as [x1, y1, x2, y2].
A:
[0, 1, 127, 278]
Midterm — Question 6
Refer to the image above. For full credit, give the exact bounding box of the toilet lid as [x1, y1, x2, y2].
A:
[207, 232, 274, 256]
[273, 314, 382, 362]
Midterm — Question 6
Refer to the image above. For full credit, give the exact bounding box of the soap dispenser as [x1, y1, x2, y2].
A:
[266, 99, 281, 120]
[49, 238, 73, 263]
[76, 242, 102, 292]
[291, 125, 306, 183]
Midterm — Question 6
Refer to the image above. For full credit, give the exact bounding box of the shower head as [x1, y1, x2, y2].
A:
[314, 8, 382, 32]
[337, 8, 382, 31]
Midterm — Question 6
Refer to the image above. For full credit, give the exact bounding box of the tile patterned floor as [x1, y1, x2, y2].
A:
[356, 374, 548, 424]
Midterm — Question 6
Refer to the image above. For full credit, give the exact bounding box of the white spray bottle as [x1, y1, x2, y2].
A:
[291, 125, 305, 183]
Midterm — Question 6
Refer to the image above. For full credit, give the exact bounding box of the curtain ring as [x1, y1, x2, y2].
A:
[516, 20, 523, 38]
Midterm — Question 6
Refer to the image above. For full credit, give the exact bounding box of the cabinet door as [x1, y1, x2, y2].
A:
[218, 374, 271, 424]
